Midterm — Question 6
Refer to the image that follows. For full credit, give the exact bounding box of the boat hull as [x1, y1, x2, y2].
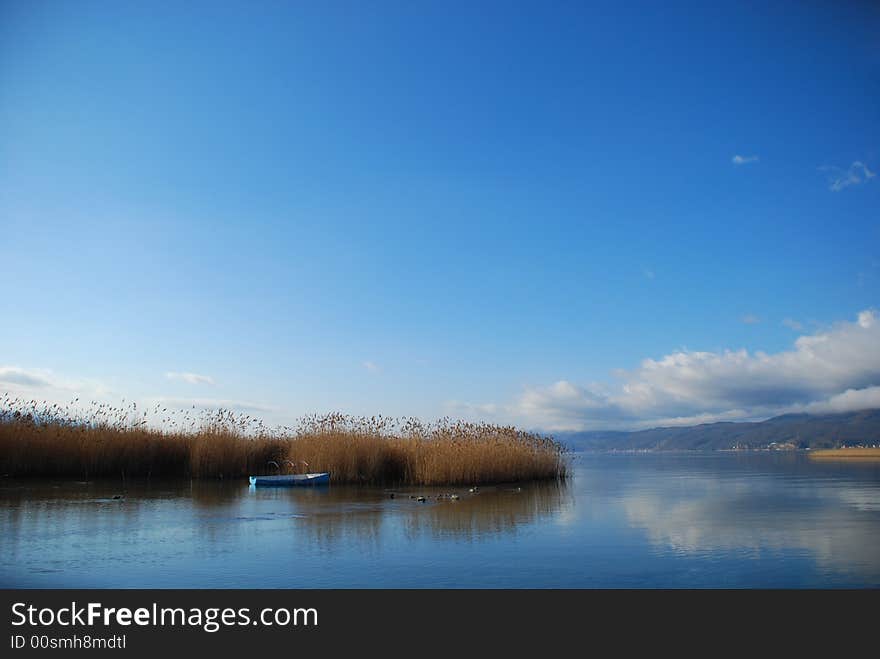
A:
[249, 473, 330, 487]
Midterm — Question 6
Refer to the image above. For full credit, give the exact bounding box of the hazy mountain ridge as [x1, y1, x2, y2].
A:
[555, 409, 880, 451]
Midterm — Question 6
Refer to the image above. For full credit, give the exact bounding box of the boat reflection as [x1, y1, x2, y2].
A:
[0, 478, 572, 552]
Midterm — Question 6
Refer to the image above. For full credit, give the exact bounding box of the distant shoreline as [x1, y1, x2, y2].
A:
[557, 409, 880, 452]
[574, 447, 877, 455]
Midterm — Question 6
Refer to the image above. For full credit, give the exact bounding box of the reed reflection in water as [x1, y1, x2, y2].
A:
[0, 478, 572, 587]
[3, 453, 879, 587]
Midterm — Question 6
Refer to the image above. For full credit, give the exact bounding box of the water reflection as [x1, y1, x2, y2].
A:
[398, 483, 571, 541]
[592, 454, 880, 581]
[2, 454, 879, 587]
[250, 482, 572, 544]
[0, 478, 572, 586]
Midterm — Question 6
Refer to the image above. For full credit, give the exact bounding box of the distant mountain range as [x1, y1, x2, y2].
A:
[555, 409, 880, 451]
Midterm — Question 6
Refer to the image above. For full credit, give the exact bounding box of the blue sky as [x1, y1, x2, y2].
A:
[1, 1, 878, 430]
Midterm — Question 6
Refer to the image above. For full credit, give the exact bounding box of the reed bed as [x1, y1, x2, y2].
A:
[0, 397, 568, 485]
[808, 447, 880, 461]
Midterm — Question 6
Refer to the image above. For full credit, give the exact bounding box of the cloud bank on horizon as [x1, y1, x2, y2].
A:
[2, 310, 880, 432]
[454, 309, 880, 431]
[0, 367, 271, 419]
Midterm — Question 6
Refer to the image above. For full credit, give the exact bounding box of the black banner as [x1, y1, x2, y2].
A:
[1, 589, 876, 656]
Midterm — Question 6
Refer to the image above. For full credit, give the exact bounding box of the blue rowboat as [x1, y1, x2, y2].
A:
[249, 472, 330, 487]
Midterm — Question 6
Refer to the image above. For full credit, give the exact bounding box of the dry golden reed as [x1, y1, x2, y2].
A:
[808, 447, 880, 461]
[0, 397, 567, 485]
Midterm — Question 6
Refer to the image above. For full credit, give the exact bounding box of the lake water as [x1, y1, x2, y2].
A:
[2, 453, 879, 588]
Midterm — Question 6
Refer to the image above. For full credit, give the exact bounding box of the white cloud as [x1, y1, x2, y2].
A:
[362, 361, 380, 372]
[0, 366, 110, 401]
[782, 318, 804, 331]
[152, 397, 275, 413]
[799, 386, 880, 415]
[455, 309, 880, 431]
[446, 401, 501, 418]
[741, 314, 760, 324]
[165, 371, 215, 386]
[732, 154, 759, 165]
[822, 161, 875, 192]
[0, 368, 272, 420]
[0, 366, 53, 388]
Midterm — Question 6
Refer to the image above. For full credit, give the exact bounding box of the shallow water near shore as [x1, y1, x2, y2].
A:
[2, 452, 879, 588]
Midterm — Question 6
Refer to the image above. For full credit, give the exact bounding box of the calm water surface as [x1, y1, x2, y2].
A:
[2, 453, 879, 588]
